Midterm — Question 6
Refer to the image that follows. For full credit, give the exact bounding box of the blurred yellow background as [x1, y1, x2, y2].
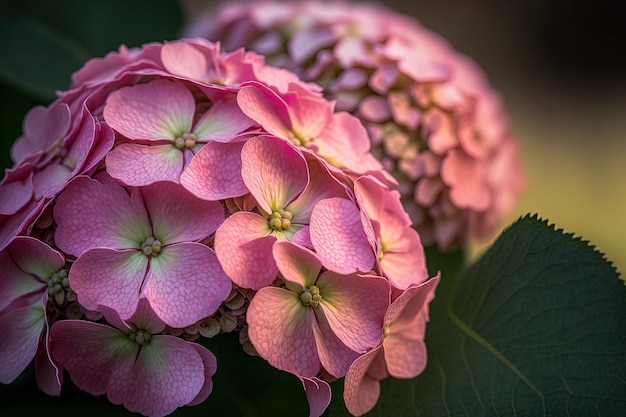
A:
[179, 0, 626, 276]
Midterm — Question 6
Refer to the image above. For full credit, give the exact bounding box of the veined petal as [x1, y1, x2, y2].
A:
[180, 141, 248, 200]
[242, 135, 308, 214]
[299, 376, 332, 417]
[187, 343, 217, 406]
[193, 96, 255, 142]
[103, 78, 194, 140]
[309, 198, 375, 274]
[273, 241, 321, 290]
[50, 320, 138, 396]
[106, 143, 184, 187]
[69, 248, 148, 321]
[145, 243, 232, 328]
[312, 311, 360, 378]
[317, 272, 389, 353]
[0, 295, 45, 383]
[140, 182, 225, 244]
[247, 287, 320, 377]
[343, 347, 383, 417]
[54, 174, 151, 256]
[107, 335, 207, 417]
[214, 211, 278, 290]
[237, 81, 292, 138]
[161, 42, 209, 81]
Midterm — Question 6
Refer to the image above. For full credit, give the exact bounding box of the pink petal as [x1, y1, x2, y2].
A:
[54, 174, 151, 256]
[0, 295, 45, 383]
[50, 320, 138, 396]
[286, 154, 350, 224]
[309, 198, 375, 274]
[299, 376, 332, 417]
[247, 286, 320, 377]
[105, 143, 184, 186]
[193, 96, 255, 142]
[312, 312, 360, 378]
[384, 276, 439, 378]
[379, 227, 428, 289]
[107, 335, 207, 417]
[103, 78, 194, 140]
[140, 182, 225, 244]
[237, 82, 292, 138]
[213, 211, 277, 290]
[161, 42, 209, 81]
[343, 347, 383, 417]
[180, 141, 248, 200]
[145, 243, 232, 328]
[69, 248, 148, 321]
[317, 272, 389, 353]
[187, 343, 218, 406]
[0, 173, 32, 215]
[272, 241, 321, 290]
[242, 135, 308, 214]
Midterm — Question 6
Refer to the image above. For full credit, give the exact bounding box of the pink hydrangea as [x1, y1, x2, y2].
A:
[0, 36, 440, 417]
[186, 0, 527, 251]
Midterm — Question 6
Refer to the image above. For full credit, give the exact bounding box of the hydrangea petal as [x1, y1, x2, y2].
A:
[145, 243, 232, 328]
[105, 143, 184, 187]
[317, 272, 388, 353]
[193, 96, 255, 142]
[180, 141, 248, 200]
[343, 347, 383, 416]
[161, 42, 209, 82]
[242, 135, 308, 213]
[69, 248, 148, 321]
[54, 174, 151, 256]
[214, 211, 277, 290]
[50, 320, 138, 396]
[107, 336, 207, 417]
[103, 78, 194, 140]
[247, 286, 320, 377]
[309, 198, 375, 274]
[272, 241, 321, 289]
[299, 376, 332, 417]
[237, 82, 292, 138]
[187, 344, 217, 406]
[312, 311, 360, 378]
[140, 182, 225, 244]
[0, 296, 45, 383]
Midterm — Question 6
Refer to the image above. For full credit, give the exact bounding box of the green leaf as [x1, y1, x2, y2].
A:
[329, 213, 626, 416]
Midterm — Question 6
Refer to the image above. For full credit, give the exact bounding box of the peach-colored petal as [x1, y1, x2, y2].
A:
[180, 141, 248, 200]
[316, 272, 389, 353]
[214, 211, 277, 290]
[309, 198, 375, 274]
[247, 286, 320, 377]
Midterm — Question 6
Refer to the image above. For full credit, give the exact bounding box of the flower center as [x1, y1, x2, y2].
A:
[128, 325, 152, 346]
[299, 285, 322, 308]
[174, 132, 197, 150]
[268, 209, 293, 231]
[141, 236, 162, 257]
[46, 269, 69, 305]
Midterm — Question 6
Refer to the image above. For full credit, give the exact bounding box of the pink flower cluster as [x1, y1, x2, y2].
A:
[0, 38, 439, 416]
[186, 0, 527, 252]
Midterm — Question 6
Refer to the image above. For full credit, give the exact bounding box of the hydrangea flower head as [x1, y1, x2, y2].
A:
[0, 35, 440, 417]
[186, 0, 527, 252]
